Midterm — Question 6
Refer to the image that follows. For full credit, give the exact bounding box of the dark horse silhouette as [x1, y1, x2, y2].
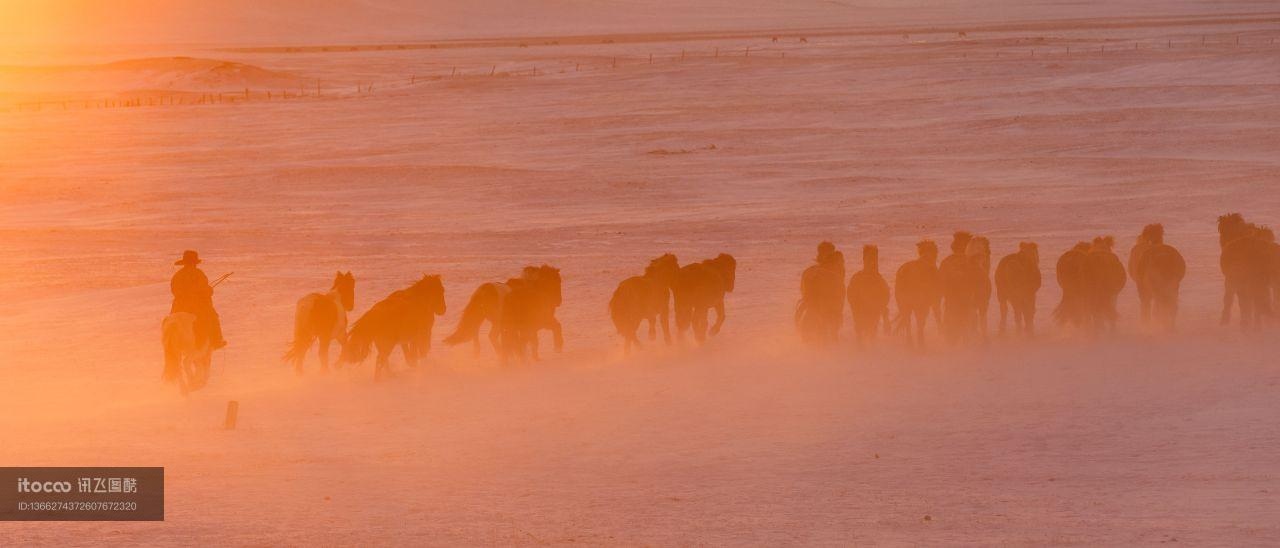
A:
[1218, 213, 1275, 330]
[1055, 237, 1126, 334]
[340, 275, 446, 379]
[1129, 224, 1186, 331]
[894, 240, 941, 348]
[445, 265, 563, 362]
[994, 242, 1041, 337]
[672, 253, 737, 343]
[796, 243, 845, 345]
[847, 245, 891, 345]
[609, 254, 680, 354]
[283, 271, 355, 374]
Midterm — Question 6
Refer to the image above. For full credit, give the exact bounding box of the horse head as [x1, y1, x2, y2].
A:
[1141, 224, 1164, 246]
[950, 231, 974, 255]
[1218, 213, 1247, 245]
[526, 265, 562, 308]
[414, 274, 446, 315]
[1018, 241, 1039, 265]
[710, 253, 737, 292]
[862, 245, 879, 272]
[1091, 236, 1115, 253]
[916, 240, 939, 264]
[645, 253, 680, 286]
[333, 271, 356, 311]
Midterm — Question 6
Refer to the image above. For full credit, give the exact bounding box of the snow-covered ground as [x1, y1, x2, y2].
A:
[1, 3, 1278, 545]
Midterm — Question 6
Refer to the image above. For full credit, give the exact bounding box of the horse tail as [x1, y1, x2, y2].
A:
[340, 316, 375, 364]
[282, 297, 313, 366]
[444, 284, 497, 345]
[609, 283, 633, 335]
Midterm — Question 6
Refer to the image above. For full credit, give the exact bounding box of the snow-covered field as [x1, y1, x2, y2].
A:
[1, 3, 1279, 545]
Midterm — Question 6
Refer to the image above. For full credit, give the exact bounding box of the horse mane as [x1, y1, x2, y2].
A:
[965, 236, 990, 257]
[816, 241, 836, 262]
[916, 240, 938, 261]
[950, 231, 973, 254]
[1140, 223, 1164, 245]
[1072, 241, 1091, 254]
[1018, 241, 1039, 263]
[1091, 236, 1115, 252]
[1259, 226, 1277, 243]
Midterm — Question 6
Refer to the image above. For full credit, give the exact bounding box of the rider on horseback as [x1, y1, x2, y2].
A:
[171, 250, 227, 350]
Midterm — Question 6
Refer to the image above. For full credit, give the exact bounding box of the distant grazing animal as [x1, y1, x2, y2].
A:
[161, 312, 211, 394]
[283, 271, 355, 374]
[847, 245, 891, 345]
[1084, 236, 1127, 333]
[444, 265, 564, 360]
[609, 254, 680, 354]
[994, 242, 1041, 337]
[1218, 213, 1274, 329]
[939, 231, 980, 344]
[1129, 224, 1186, 331]
[1054, 242, 1093, 330]
[894, 240, 942, 348]
[796, 243, 846, 345]
[340, 275, 446, 379]
[672, 253, 737, 343]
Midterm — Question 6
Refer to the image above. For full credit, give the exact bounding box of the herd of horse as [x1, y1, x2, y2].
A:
[160, 213, 1279, 392]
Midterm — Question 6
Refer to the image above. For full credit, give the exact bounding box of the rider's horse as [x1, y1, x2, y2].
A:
[161, 312, 212, 394]
[284, 271, 355, 374]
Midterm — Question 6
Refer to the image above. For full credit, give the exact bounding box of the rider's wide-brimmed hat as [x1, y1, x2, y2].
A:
[174, 250, 201, 266]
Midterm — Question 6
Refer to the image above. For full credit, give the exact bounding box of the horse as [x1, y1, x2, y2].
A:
[1084, 236, 1127, 334]
[340, 275, 446, 379]
[609, 254, 680, 354]
[939, 231, 980, 344]
[1218, 215, 1274, 330]
[847, 245, 891, 345]
[1218, 213, 1253, 324]
[994, 242, 1041, 337]
[894, 240, 941, 348]
[495, 266, 564, 363]
[796, 248, 846, 345]
[1053, 242, 1093, 330]
[445, 266, 563, 361]
[161, 312, 212, 394]
[966, 236, 993, 342]
[672, 253, 737, 343]
[1130, 224, 1186, 331]
[283, 271, 355, 374]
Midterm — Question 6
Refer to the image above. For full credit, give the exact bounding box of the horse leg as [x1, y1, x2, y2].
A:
[915, 311, 927, 349]
[647, 314, 657, 341]
[709, 301, 726, 336]
[998, 297, 1009, 336]
[488, 321, 501, 354]
[1221, 280, 1236, 325]
[660, 307, 672, 345]
[549, 318, 564, 352]
[692, 307, 708, 343]
[529, 328, 541, 361]
[403, 343, 418, 369]
[317, 336, 331, 373]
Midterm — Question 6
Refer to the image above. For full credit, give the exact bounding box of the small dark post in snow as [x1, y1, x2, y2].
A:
[611, 57, 616, 68]
[649, 53, 653, 63]
[745, 47, 751, 57]
[681, 49, 685, 60]
[490, 65, 496, 76]
[224, 401, 239, 430]
[451, 66, 456, 77]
